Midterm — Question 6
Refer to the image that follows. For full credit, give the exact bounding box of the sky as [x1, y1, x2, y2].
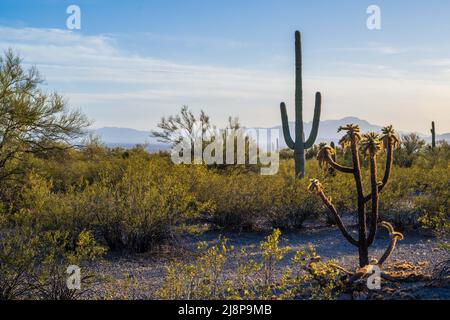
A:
[0, 0, 449, 133]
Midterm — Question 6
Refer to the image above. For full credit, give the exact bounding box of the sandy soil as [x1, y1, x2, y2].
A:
[85, 222, 450, 300]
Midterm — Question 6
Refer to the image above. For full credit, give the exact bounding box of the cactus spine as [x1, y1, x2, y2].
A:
[280, 31, 321, 178]
[431, 121, 436, 149]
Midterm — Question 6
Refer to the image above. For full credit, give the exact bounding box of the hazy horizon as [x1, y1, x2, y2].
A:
[1, 0, 449, 133]
[91, 117, 447, 137]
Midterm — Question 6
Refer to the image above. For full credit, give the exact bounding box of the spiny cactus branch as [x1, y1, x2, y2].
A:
[308, 179, 359, 247]
[377, 222, 404, 266]
[363, 132, 395, 203]
[366, 155, 379, 246]
[323, 151, 354, 173]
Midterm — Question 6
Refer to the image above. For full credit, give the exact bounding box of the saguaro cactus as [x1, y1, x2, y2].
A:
[280, 31, 321, 178]
[431, 121, 436, 149]
[310, 124, 402, 268]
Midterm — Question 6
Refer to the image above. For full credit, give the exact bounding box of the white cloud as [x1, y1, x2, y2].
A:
[333, 44, 405, 55]
[0, 25, 448, 133]
[418, 58, 450, 67]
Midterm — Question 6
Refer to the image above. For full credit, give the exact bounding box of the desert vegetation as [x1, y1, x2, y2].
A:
[0, 47, 449, 300]
[279, 31, 321, 178]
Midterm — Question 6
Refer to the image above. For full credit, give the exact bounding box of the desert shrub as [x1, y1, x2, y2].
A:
[17, 173, 94, 247]
[378, 165, 449, 230]
[28, 229, 106, 300]
[416, 141, 450, 169]
[0, 209, 105, 300]
[157, 229, 342, 300]
[82, 155, 211, 252]
[194, 170, 271, 231]
[266, 164, 323, 229]
[394, 133, 426, 167]
[378, 167, 420, 227]
[282, 244, 343, 300]
[0, 210, 39, 300]
[14, 143, 450, 239]
[279, 148, 294, 160]
[415, 167, 450, 235]
[156, 238, 230, 300]
[17, 155, 211, 253]
[194, 161, 325, 231]
[29, 142, 131, 192]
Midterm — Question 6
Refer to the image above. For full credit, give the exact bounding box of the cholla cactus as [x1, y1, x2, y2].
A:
[360, 132, 382, 159]
[316, 143, 334, 170]
[330, 141, 337, 162]
[311, 124, 402, 267]
[338, 124, 362, 151]
[307, 178, 323, 194]
[280, 31, 322, 178]
[381, 125, 400, 149]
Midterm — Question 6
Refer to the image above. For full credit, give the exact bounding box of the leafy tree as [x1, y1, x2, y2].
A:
[153, 106, 260, 171]
[0, 50, 89, 181]
[152, 105, 212, 147]
[402, 133, 426, 155]
[394, 133, 426, 167]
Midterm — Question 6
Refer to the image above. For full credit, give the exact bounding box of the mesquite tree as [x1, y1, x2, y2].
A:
[309, 124, 403, 267]
[0, 50, 89, 182]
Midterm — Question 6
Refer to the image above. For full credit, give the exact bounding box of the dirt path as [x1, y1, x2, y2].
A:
[86, 224, 450, 300]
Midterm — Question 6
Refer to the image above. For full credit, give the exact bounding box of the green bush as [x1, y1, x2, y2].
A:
[86, 156, 210, 252]
[193, 161, 324, 231]
[0, 208, 105, 300]
[156, 229, 343, 300]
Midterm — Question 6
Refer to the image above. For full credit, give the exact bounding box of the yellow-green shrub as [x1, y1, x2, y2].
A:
[0, 208, 105, 300]
[157, 229, 343, 300]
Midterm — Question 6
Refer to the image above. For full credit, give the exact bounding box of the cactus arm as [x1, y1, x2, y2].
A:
[363, 142, 393, 203]
[304, 92, 322, 149]
[316, 188, 359, 247]
[377, 222, 404, 266]
[379, 143, 393, 192]
[330, 141, 337, 162]
[366, 155, 379, 246]
[280, 102, 295, 149]
[324, 153, 354, 173]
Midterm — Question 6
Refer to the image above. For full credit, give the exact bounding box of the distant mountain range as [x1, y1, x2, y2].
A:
[91, 127, 169, 152]
[270, 117, 450, 148]
[91, 117, 449, 152]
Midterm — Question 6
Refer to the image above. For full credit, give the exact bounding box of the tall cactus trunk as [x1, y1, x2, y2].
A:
[350, 137, 369, 267]
[294, 31, 305, 178]
[431, 121, 436, 149]
[280, 31, 322, 178]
